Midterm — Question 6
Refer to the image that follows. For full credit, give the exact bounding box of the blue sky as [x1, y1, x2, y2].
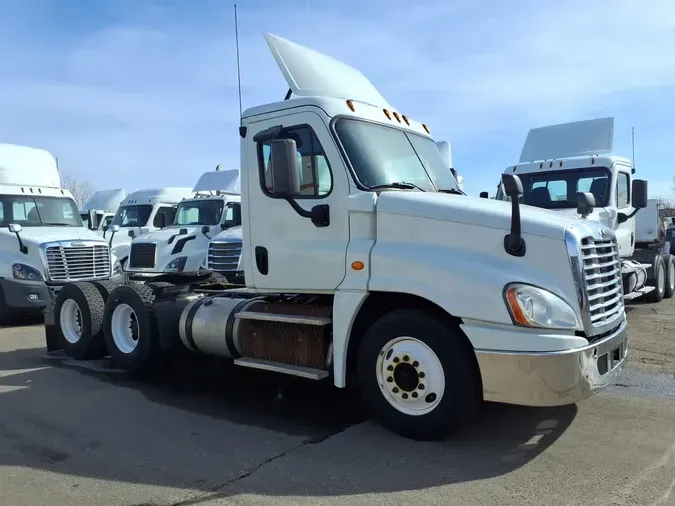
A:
[1, 0, 675, 198]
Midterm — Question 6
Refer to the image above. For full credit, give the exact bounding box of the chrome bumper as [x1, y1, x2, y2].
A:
[475, 320, 628, 407]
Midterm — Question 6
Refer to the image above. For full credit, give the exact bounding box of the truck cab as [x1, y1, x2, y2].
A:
[80, 188, 126, 235]
[125, 170, 241, 280]
[492, 117, 672, 303]
[0, 143, 121, 323]
[105, 187, 194, 269]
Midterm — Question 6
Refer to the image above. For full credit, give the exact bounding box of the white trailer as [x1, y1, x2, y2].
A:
[0, 143, 121, 324]
[124, 169, 241, 280]
[492, 117, 673, 303]
[45, 33, 628, 441]
[80, 188, 126, 234]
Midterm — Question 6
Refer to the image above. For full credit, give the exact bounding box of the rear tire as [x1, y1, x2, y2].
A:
[646, 255, 666, 303]
[90, 279, 122, 303]
[662, 254, 675, 299]
[357, 308, 480, 441]
[102, 284, 161, 371]
[54, 282, 107, 359]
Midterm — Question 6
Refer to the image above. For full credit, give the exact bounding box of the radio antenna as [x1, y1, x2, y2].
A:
[234, 3, 243, 122]
[631, 126, 636, 171]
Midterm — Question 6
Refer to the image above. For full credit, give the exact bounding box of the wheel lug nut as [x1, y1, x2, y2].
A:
[402, 393, 409, 399]
[418, 384, 425, 390]
[419, 372, 425, 379]
[393, 387, 399, 393]
[393, 357, 400, 363]
[387, 365, 393, 371]
[412, 361, 419, 367]
[412, 392, 418, 398]
[403, 355, 409, 362]
[425, 393, 437, 403]
[386, 376, 393, 383]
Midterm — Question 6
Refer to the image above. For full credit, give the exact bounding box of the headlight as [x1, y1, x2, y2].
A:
[12, 263, 44, 281]
[504, 283, 580, 330]
[164, 256, 187, 272]
[112, 259, 123, 276]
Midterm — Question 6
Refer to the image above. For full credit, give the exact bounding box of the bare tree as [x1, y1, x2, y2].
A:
[60, 173, 95, 208]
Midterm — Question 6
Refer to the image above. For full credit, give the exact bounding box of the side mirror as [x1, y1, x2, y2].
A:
[102, 225, 109, 232]
[9, 223, 22, 234]
[269, 138, 300, 196]
[577, 192, 596, 219]
[632, 179, 648, 209]
[479, 191, 489, 199]
[501, 174, 525, 257]
[110, 224, 120, 233]
[88, 210, 98, 230]
[501, 173, 523, 199]
[201, 225, 210, 235]
[128, 230, 135, 238]
[155, 212, 167, 229]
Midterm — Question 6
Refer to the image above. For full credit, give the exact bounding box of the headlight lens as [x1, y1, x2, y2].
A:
[112, 260, 123, 276]
[164, 256, 187, 272]
[504, 283, 580, 330]
[12, 263, 44, 281]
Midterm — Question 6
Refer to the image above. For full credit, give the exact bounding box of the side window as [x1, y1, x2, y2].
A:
[153, 206, 176, 228]
[222, 202, 242, 229]
[258, 125, 332, 198]
[13, 201, 39, 223]
[104, 216, 113, 227]
[616, 172, 630, 208]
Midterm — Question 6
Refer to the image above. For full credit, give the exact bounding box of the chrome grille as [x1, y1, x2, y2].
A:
[45, 244, 111, 282]
[208, 240, 242, 273]
[580, 236, 624, 327]
[129, 243, 156, 269]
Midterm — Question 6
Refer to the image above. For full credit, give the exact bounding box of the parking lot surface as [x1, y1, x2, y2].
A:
[0, 299, 674, 506]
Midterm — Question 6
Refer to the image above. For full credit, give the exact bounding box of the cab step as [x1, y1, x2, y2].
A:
[234, 311, 331, 326]
[233, 357, 329, 380]
[624, 286, 655, 300]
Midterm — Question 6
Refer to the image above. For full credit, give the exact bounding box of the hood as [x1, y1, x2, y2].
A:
[133, 225, 205, 244]
[375, 192, 590, 240]
[548, 206, 615, 228]
[211, 225, 242, 241]
[0, 226, 108, 247]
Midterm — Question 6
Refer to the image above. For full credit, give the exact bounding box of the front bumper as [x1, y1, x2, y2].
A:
[474, 320, 628, 407]
[0, 278, 52, 312]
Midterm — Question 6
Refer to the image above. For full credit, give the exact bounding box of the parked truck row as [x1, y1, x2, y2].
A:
[39, 33, 629, 441]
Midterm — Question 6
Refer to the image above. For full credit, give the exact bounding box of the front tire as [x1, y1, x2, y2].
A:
[357, 308, 480, 441]
[54, 282, 106, 359]
[662, 254, 675, 299]
[102, 284, 161, 371]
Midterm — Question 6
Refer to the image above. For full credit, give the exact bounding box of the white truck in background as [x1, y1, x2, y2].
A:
[45, 33, 628, 441]
[492, 117, 673, 304]
[80, 188, 126, 234]
[436, 141, 465, 192]
[125, 169, 242, 280]
[0, 143, 121, 324]
[105, 187, 194, 269]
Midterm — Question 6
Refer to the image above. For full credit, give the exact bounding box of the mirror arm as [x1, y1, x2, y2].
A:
[281, 196, 330, 227]
[618, 208, 640, 224]
[14, 232, 27, 255]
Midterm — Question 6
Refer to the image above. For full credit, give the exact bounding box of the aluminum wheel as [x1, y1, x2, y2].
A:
[60, 299, 83, 344]
[658, 262, 666, 293]
[376, 336, 445, 416]
[110, 303, 139, 354]
[669, 262, 674, 291]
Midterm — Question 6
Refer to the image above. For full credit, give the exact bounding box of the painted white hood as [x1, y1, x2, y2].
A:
[375, 191, 595, 240]
[1, 226, 109, 247]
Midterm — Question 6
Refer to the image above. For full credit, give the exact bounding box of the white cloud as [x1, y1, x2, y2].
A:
[0, 0, 674, 194]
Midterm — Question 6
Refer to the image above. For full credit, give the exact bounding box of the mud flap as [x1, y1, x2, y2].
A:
[43, 300, 64, 353]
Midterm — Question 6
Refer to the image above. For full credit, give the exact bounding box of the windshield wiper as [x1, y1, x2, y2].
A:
[438, 188, 466, 196]
[43, 222, 76, 226]
[369, 182, 426, 192]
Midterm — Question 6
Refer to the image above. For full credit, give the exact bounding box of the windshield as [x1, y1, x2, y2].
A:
[495, 167, 612, 209]
[174, 199, 225, 226]
[334, 118, 460, 193]
[0, 195, 82, 227]
[666, 228, 675, 241]
[111, 204, 153, 228]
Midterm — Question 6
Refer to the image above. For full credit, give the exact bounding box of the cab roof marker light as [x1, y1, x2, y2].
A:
[402, 114, 410, 125]
[392, 111, 401, 123]
[346, 99, 355, 112]
[422, 123, 430, 134]
[383, 108, 392, 120]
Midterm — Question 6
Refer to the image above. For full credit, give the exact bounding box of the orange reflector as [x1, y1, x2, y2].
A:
[505, 287, 529, 326]
[383, 108, 391, 120]
[351, 261, 365, 271]
[346, 99, 355, 112]
[559, 160, 563, 167]
[402, 115, 410, 125]
[591, 157, 595, 164]
[392, 111, 401, 123]
[422, 123, 430, 134]
[539, 162, 543, 169]
[548, 161, 553, 168]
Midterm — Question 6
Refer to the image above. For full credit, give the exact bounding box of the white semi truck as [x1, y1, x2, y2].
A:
[492, 117, 673, 304]
[205, 224, 245, 285]
[105, 187, 195, 269]
[80, 188, 126, 234]
[0, 143, 121, 324]
[125, 169, 241, 280]
[44, 33, 628, 441]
